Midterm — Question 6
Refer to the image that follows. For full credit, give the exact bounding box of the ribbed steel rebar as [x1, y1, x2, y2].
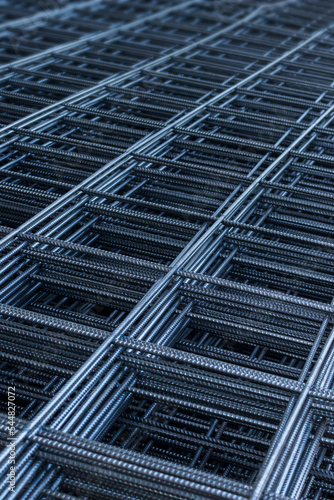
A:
[1, 0, 334, 499]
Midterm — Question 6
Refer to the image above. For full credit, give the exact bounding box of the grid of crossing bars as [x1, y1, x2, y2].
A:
[0, 0, 334, 498]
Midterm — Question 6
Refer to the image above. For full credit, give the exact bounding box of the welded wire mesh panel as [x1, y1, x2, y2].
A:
[1, 0, 334, 499]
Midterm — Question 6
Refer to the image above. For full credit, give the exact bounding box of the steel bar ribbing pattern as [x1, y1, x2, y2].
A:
[1, 0, 334, 498]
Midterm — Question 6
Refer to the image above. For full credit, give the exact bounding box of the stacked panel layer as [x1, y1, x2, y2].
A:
[1, 0, 334, 499]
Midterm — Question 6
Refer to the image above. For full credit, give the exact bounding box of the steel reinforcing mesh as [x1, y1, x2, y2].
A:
[0, 0, 334, 498]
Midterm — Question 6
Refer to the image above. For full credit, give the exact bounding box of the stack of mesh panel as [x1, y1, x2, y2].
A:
[1, 0, 334, 498]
